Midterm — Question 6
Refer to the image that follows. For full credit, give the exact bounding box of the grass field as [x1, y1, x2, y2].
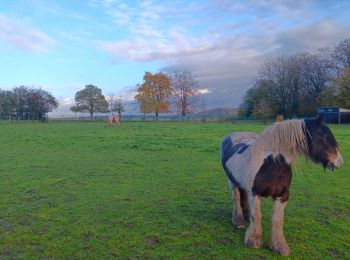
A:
[0, 121, 349, 259]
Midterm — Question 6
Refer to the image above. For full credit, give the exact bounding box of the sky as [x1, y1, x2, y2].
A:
[0, 0, 350, 115]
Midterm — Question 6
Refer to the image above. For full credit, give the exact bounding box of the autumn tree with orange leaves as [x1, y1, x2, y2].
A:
[170, 71, 199, 117]
[135, 72, 172, 118]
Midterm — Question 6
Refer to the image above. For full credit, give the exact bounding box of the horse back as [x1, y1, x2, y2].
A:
[222, 132, 257, 159]
[221, 132, 257, 185]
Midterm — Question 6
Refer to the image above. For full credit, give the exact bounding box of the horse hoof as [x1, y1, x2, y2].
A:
[244, 237, 262, 248]
[234, 224, 245, 229]
[232, 221, 245, 229]
[270, 242, 290, 256]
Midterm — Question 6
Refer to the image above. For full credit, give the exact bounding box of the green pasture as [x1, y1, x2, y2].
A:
[0, 121, 349, 259]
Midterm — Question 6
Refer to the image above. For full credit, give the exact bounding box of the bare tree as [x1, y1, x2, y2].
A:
[108, 92, 116, 116]
[258, 55, 302, 117]
[107, 93, 124, 117]
[296, 52, 333, 114]
[113, 97, 125, 120]
[239, 38, 350, 118]
[169, 71, 198, 117]
[331, 38, 350, 72]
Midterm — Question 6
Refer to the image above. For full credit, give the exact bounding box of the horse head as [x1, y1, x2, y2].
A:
[304, 114, 343, 170]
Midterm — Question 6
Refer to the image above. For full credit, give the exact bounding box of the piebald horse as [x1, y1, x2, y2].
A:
[108, 115, 120, 126]
[221, 115, 343, 256]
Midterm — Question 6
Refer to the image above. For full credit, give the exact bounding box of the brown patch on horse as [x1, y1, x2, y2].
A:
[252, 155, 292, 203]
[327, 151, 339, 161]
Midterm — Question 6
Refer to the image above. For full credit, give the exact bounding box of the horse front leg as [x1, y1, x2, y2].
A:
[270, 198, 290, 256]
[244, 192, 262, 248]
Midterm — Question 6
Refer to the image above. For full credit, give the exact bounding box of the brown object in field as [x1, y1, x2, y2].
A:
[276, 114, 283, 122]
[108, 116, 120, 126]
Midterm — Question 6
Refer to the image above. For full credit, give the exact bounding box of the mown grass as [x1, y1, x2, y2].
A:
[0, 121, 349, 259]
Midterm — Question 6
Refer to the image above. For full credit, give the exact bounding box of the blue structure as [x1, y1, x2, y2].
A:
[316, 107, 350, 124]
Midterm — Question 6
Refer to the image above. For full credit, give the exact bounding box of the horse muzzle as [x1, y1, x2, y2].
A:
[326, 162, 336, 171]
[326, 150, 344, 171]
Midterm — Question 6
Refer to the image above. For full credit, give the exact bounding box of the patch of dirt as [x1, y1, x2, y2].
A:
[144, 235, 160, 246]
[83, 232, 95, 249]
[218, 238, 233, 246]
[0, 250, 13, 258]
[192, 242, 209, 249]
[327, 247, 341, 258]
[126, 223, 134, 229]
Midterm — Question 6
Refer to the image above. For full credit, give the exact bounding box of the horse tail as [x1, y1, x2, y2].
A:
[221, 136, 239, 186]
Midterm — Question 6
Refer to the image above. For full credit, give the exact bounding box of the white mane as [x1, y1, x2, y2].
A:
[255, 119, 308, 163]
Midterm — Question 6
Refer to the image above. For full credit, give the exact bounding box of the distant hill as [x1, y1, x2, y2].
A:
[194, 107, 239, 118]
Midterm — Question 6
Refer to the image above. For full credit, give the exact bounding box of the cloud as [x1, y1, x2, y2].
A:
[196, 88, 211, 94]
[0, 14, 54, 53]
[111, 85, 138, 102]
[63, 97, 75, 105]
[277, 20, 350, 53]
[93, 0, 350, 107]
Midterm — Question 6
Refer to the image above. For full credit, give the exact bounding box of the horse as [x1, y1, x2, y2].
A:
[221, 115, 343, 256]
[108, 115, 120, 127]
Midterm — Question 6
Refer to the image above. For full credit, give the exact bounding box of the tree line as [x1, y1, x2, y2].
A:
[0, 73, 199, 121]
[67, 71, 199, 120]
[0, 86, 58, 120]
[239, 38, 350, 118]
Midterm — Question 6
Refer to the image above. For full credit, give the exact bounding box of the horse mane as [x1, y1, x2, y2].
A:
[255, 119, 308, 162]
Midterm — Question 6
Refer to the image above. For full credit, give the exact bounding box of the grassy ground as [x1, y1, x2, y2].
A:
[0, 121, 349, 259]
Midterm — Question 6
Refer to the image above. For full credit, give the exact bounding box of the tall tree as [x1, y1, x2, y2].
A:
[12, 86, 30, 119]
[239, 38, 350, 118]
[331, 38, 350, 73]
[0, 90, 17, 120]
[170, 71, 198, 117]
[0, 86, 58, 120]
[296, 52, 333, 114]
[336, 68, 350, 108]
[239, 79, 273, 117]
[71, 84, 108, 120]
[26, 88, 58, 120]
[257, 55, 302, 117]
[134, 72, 172, 118]
[135, 88, 153, 118]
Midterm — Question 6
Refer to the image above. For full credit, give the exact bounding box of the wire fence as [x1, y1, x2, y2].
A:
[0, 114, 241, 123]
[47, 114, 239, 123]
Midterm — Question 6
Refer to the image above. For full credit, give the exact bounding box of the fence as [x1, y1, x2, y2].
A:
[46, 114, 239, 123]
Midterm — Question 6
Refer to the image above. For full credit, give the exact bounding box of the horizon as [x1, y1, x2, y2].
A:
[1, 0, 350, 115]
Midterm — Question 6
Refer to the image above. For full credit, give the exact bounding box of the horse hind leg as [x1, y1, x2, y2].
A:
[229, 180, 245, 228]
